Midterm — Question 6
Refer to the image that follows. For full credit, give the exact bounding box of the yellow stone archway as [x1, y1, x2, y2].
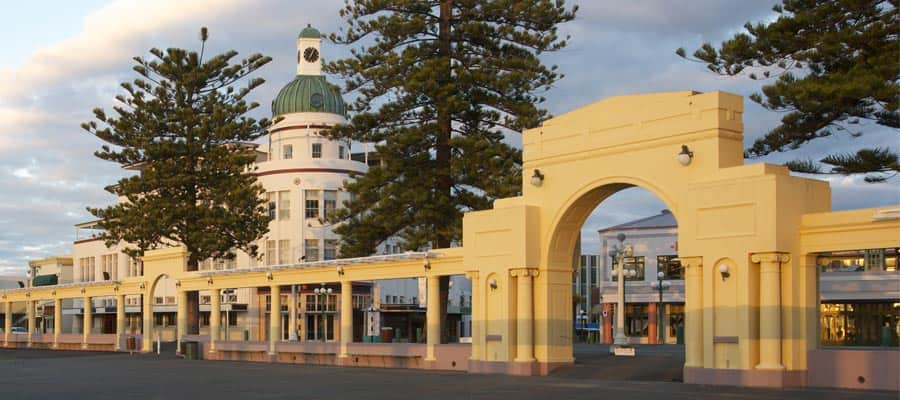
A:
[463, 90, 831, 386]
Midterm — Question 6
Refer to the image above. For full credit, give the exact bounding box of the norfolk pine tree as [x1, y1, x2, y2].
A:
[678, 0, 899, 182]
[83, 28, 273, 333]
[325, 0, 576, 341]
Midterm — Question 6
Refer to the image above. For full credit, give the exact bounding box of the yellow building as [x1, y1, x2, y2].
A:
[2, 89, 898, 391]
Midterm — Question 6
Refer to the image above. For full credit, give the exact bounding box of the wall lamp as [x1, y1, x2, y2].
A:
[266, 272, 274, 281]
[336, 265, 345, 276]
[488, 278, 498, 290]
[530, 169, 544, 187]
[423, 259, 431, 271]
[677, 145, 694, 166]
[718, 264, 730, 281]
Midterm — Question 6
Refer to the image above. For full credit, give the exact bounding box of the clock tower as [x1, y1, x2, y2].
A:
[296, 24, 322, 76]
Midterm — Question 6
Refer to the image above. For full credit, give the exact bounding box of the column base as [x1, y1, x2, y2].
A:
[755, 362, 784, 370]
[684, 366, 805, 388]
[468, 360, 571, 376]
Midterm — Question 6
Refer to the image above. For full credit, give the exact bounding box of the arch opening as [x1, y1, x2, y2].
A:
[546, 182, 686, 381]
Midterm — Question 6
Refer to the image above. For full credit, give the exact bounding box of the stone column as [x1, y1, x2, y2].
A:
[3, 302, 11, 346]
[511, 268, 536, 362]
[289, 285, 298, 341]
[176, 290, 187, 354]
[141, 292, 152, 352]
[465, 271, 480, 361]
[339, 280, 352, 358]
[54, 297, 63, 349]
[114, 294, 125, 351]
[26, 299, 34, 347]
[210, 288, 221, 352]
[681, 256, 703, 368]
[648, 302, 658, 345]
[425, 275, 440, 361]
[602, 303, 614, 344]
[82, 295, 92, 349]
[752, 252, 789, 370]
[269, 285, 280, 355]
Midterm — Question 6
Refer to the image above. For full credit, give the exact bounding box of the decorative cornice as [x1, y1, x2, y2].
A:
[750, 252, 791, 264]
[509, 268, 539, 278]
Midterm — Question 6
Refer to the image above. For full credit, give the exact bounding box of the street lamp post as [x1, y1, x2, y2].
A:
[313, 284, 332, 342]
[652, 271, 671, 344]
[608, 233, 636, 353]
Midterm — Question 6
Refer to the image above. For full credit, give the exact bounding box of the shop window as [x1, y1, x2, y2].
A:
[625, 304, 648, 337]
[658, 255, 683, 279]
[820, 301, 899, 347]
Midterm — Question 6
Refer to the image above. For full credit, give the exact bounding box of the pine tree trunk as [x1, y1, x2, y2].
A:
[436, 0, 453, 344]
[185, 259, 200, 335]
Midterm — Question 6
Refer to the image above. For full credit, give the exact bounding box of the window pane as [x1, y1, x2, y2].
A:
[305, 239, 320, 262]
[323, 190, 337, 220]
[278, 239, 291, 264]
[278, 191, 290, 221]
[283, 144, 293, 159]
[266, 240, 276, 266]
[312, 143, 322, 158]
[324, 240, 337, 260]
[305, 190, 320, 219]
[267, 192, 276, 220]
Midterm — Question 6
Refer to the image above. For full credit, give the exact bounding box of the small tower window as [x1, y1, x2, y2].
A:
[312, 143, 322, 159]
[338, 146, 346, 160]
[283, 144, 293, 160]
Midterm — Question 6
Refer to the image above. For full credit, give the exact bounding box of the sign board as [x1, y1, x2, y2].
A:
[366, 310, 381, 337]
[613, 346, 636, 357]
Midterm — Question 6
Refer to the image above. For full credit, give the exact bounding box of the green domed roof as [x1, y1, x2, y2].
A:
[299, 25, 321, 39]
[272, 75, 346, 117]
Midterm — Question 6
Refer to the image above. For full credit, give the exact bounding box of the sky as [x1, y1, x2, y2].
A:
[0, 0, 897, 274]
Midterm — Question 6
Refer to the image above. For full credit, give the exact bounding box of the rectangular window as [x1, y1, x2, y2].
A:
[323, 190, 337, 220]
[128, 258, 142, 277]
[278, 190, 291, 221]
[324, 240, 338, 260]
[658, 255, 683, 279]
[305, 190, 320, 219]
[278, 239, 291, 265]
[817, 248, 898, 273]
[266, 240, 277, 266]
[283, 144, 293, 160]
[267, 192, 276, 220]
[338, 145, 346, 160]
[611, 256, 645, 281]
[311, 143, 322, 158]
[821, 301, 899, 347]
[305, 239, 320, 262]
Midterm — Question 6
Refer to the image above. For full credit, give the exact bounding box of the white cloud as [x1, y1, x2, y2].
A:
[0, 1, 896, 272]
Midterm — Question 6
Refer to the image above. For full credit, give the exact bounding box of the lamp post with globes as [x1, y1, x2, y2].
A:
[313, 284, 332, 342]
[608, 233, 637, 353]
[651, 271, 671, 344]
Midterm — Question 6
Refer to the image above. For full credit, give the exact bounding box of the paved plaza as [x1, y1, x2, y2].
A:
[0, 346, 894, 399]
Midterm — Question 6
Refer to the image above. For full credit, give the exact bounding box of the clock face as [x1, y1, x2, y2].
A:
[310, 93, 324, 108]
[303, 47, 319, 63]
